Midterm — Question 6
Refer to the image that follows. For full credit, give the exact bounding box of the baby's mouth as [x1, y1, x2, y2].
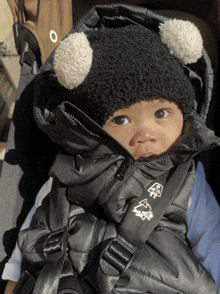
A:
[136, 153, 158, 160]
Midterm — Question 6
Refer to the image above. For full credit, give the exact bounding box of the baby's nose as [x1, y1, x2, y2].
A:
[130, 127, 156, 146]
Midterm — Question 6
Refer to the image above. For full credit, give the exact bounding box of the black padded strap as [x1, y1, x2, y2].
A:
[48, 178, 70, 232]
[32, 255, 66, 294]
[99, 160, 192, 278]
[25, 180, 71, 294]
[119, 160, 192, 247]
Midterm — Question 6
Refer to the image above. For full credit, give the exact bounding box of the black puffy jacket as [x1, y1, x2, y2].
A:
[16, 92, 220, 293]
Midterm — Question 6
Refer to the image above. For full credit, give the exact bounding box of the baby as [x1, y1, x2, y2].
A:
[3, 4, 220, 294]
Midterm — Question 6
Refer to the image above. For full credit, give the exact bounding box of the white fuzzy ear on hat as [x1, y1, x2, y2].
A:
[159, 19, 203, 64]
[54, 32, 93, 89]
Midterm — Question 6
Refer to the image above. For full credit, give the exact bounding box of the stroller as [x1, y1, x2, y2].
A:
[0, 0, 220, 292]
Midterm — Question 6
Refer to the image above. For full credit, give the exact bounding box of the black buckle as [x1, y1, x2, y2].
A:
[20, 42, 38, 74]
[43, 227, 68, 262]
[100, 234, 136, 277]
[18, 27, 41, 73]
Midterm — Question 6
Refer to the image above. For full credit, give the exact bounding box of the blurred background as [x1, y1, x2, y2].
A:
[0, 0, 20, 171]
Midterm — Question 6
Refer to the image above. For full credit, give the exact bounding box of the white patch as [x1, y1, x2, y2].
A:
[133, 199, 153, 221]
[148, 183, 163, 199]
[50, 30, 58, 43]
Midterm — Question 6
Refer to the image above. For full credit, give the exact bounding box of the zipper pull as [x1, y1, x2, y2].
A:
[116, 158, 134, 181]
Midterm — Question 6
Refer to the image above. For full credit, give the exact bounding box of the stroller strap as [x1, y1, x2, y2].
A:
[99, 160, 192, 277]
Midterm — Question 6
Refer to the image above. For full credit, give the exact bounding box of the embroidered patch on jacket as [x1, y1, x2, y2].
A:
[133, 199, 153, 221]
[148, 183, 164, 198]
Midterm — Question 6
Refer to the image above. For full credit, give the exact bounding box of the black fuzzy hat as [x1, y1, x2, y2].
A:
[53, 21, 203, 126]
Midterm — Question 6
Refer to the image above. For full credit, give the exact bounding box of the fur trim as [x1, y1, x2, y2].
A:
[54, 32, 93, 89]
[159, 19, 203, 64]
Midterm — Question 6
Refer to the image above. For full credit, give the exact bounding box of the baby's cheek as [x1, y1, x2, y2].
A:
[164, 129, 182, 151]
[108, 128, 131, 149]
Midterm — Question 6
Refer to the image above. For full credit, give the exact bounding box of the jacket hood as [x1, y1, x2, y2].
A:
[33, 74, 220, 186]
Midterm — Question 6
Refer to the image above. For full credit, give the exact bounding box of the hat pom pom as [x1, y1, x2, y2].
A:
[54, 32, 93, 89]
[159, 19, 203, 64]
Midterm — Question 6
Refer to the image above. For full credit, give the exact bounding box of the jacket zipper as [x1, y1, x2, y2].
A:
[65, 111, 102, 140]
[98, 140, 220, 206]
[98, 159, 137, 206]
[65, 107, 220, 203]
[138, 141, 220, 164]
[64, 106, 220, 164]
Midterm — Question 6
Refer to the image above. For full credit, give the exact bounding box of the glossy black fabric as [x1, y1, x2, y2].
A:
[17, 96, 220, 293]
[18, 160, 215, 293]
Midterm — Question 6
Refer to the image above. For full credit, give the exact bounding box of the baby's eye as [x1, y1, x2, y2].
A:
[154, 109, 169, 119]
[112, 116, 129, 125]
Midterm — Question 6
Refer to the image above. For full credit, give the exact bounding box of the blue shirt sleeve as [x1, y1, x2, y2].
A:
[187, 161, 220, 293]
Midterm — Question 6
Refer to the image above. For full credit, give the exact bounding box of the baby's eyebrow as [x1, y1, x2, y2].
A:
[154, 98, 169, 103]
[156, 98, 177, 106]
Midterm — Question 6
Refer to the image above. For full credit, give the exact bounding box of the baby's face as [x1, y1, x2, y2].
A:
[103, 99, 184, 160]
